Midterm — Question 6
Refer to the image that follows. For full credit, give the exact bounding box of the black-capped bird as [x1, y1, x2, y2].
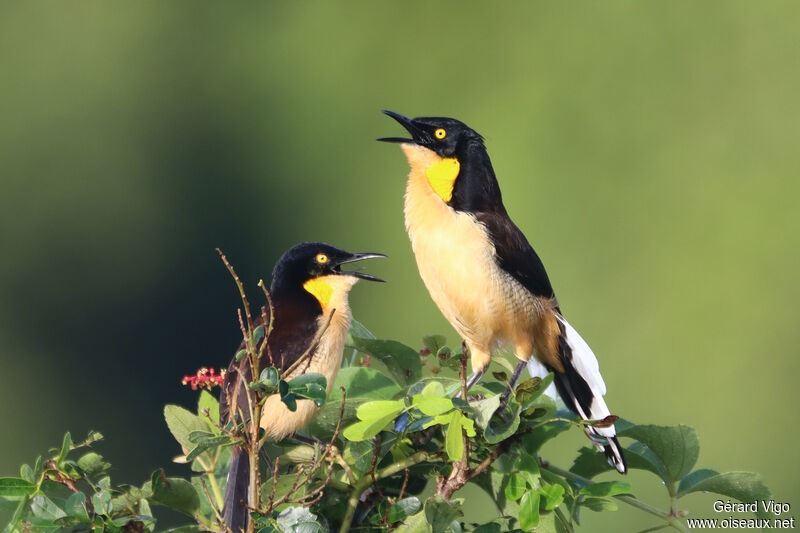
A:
[220, 242, 385, 531]
[379, 111, 626, 473]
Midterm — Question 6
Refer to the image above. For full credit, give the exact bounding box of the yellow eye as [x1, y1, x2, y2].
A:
[434, 128, 447, 139]
[316, 253, 328, 264]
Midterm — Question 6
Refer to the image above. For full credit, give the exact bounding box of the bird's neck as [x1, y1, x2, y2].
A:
[448, 141, 505, 214]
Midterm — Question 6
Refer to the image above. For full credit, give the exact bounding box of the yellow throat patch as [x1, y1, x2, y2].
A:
[303, 278, 333, 308]
[425, 157, 460, 202]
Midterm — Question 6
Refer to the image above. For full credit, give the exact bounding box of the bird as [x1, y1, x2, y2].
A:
[219, 242, 385, 531]
[379, 111, 626, 474]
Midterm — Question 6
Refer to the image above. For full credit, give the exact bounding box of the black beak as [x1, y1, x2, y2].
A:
[334, 252, 387, 282]
[377, 110, 429, 145]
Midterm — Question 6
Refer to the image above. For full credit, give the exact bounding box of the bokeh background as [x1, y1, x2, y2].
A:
[2, 2, 798, 530]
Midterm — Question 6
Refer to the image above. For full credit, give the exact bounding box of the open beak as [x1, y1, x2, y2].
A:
[334, 252, 387, 282]
[377, 110, 429, 145]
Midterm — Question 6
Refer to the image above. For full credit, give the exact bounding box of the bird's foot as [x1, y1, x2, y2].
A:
[497, 360, 527, 412]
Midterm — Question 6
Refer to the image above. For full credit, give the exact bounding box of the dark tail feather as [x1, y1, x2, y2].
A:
[552, 363, 628, 474]
[223, 445, 250, 533]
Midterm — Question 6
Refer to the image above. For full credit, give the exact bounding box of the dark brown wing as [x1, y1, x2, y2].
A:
[474, 210, 559, 308]
[219, 299, 321, 425]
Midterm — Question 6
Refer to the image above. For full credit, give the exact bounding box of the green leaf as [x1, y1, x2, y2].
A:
[0, 477, 35, 497]
[251, 367, 280, 393]
[484, 401, 521, 444]
[20, 464, 34, 484]
[518, 491, 541, 531]
[328, 367, 401, 401]
[147, 474, 201, 516]
[578, 481, 631, 498]
[472, 394, 502, 430]
[76, 452, 111, 477]
[91, 489, 112, 516]
[422, 335, 447, 353]
[504, 473, 527, 501]
[2, 494, 30, 533]
[343, 412, 398, 441]
[185, 435, 232, 462]
[306, 398, 362, 441]
[65, 492, 90, 521]
[284, 373, 327, 408]
[197, 390, 220, 425]
[164, 405, 209, 451]
[522, 421, 570, 455]
[516, 453, 541, 487]
[388, 497, 422, 523]
[515, 373, 554, 408]
[413, 395, 454, 417]
[460, 416, 476, 437]
[395, 509, 430, 533]
[57, 432, 72, 466]
[471, 525, 501, 533]
[424, 496, 463, 533]
[540, 483, 565, 511]
[356, 400, 406, 420]
[580, 496, 618, 512]
[680, 471, 772, 520]
[235, 349, 247, 362]
[276, 506, 323, 533]
[31, 494, 67, 520]
[350, 337, 422, 385]
[252, 325, 266, 346]
[620, 424, 699, 484]
[445, 411, 464, 461]
[420, 381, 446, 397]
[677, 468, 720, 497]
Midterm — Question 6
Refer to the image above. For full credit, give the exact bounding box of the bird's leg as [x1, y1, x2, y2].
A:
[464, 368, 485, 394]
[497, 360, 527, 412]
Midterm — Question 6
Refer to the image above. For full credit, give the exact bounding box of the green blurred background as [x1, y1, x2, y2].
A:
[1, 2, 798, 530]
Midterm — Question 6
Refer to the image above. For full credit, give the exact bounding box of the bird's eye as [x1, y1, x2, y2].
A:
[316, 253, 328, 264]
[434, 128, 447, 139]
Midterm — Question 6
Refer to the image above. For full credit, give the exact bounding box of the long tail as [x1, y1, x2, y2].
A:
[529, 315, 627, 473]
[223, 445, 250, 532]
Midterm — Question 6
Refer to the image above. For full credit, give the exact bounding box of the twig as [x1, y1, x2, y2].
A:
[199, 477, 230, 532]
[398, 469, 409, 501]
[369, 435, 385, 499]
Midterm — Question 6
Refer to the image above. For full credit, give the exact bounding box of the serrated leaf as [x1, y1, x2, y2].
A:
[350, 337, 422, 385]
[578, 481, 631, 498]
[518, 491, 541, 530]
[0, 477, 35, 497]
[681, 471, 772, 519]
[620, 424, 699, 484]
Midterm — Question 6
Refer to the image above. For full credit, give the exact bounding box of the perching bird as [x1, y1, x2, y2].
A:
[220, 242, 385, 531]
[379, 111, 626, 473]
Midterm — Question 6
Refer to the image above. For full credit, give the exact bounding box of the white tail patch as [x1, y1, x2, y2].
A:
[525, 358, 558, 399]
[555, 315, 617, 438]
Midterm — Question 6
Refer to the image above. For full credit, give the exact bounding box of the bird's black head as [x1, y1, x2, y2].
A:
[378, 110, 484, 158]
[271, 242, 386, 293]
